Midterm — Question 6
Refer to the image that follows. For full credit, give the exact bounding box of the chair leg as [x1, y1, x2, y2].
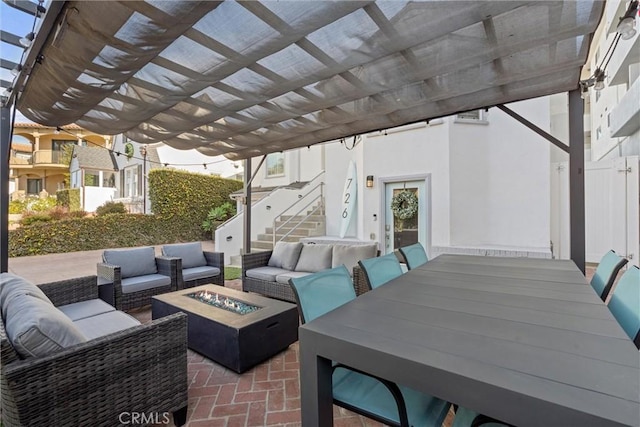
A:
[173, 405, 188, 426]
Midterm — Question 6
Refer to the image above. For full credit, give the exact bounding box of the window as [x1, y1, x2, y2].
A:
[52, 139, 75, 151]
[454, 109, 489, 124]
[266, 152, 285, 177]
[84, 170, 100, 187]
[121, 165, 142, 197]
[27, 178, 42, 195]
[103, 171, 116, 188]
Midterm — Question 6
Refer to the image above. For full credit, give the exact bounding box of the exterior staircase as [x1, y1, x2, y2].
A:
[228, 206, 325, 266]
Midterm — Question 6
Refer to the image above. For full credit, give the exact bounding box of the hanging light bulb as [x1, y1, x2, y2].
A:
[19, 32, 35, 48]
[617, 1, 638, 40]
[593, 68, 606, 91]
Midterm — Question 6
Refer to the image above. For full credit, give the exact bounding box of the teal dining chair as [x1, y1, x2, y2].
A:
[398, 243, 429, 270]
[358, 253, 404, 291]
[607, 266, 640, 349]
[288, 266, 451, 427]
[590, 250, 628, 301]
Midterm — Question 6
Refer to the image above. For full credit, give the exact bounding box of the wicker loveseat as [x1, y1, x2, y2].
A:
[242, 242, 378, 302]
[0, 274, 188, 427]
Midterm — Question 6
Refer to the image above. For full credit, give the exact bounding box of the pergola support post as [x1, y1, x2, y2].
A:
[243, 157, 251, 255]
[1, 105, 12, 272]
[568, 89, 586, 273]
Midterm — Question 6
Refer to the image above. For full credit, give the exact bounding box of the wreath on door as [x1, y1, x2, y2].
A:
[391, 190, 418, 219]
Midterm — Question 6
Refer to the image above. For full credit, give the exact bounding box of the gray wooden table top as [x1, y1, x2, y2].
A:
[300, 254, 640, 426]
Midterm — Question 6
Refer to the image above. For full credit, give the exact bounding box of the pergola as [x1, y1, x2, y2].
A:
[1, 0, 606, 272]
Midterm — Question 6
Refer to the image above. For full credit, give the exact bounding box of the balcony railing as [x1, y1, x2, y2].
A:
[10, 150, 68, 166]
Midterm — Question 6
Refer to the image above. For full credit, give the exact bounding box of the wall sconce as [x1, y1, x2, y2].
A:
[366, 175, 374, 188]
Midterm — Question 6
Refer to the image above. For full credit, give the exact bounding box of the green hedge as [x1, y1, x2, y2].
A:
[149, 168, 242, 232]
[8, 214, 204, 257]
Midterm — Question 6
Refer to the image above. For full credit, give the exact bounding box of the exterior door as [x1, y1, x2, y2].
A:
[384, 180, 427, 255]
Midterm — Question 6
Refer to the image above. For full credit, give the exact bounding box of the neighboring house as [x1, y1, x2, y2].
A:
[9, 123, 111, 199]
[69, 146, 118, 212]
[549, 0, 639, 266]
[216, 97, 553, 264]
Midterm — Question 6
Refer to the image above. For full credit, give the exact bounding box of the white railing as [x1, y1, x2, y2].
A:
[272, 182, 324, 245]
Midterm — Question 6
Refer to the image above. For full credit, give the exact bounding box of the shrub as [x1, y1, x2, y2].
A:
[57, 188, 81, 211]
[95, 201, 128, 216]
[20, 212, 53, 226]
[47, 206, 70, 221]
[9, 196, 58, 214]
[202, 202, 236, 232]
[8, 199, 26, 214]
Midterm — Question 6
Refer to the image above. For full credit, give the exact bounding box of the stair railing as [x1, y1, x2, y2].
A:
[272, 180, 325, 246]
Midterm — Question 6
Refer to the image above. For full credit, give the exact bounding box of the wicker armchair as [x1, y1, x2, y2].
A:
[97, 254, 179, 311]
[180, 251, 225, 288]
[0, 276, 188, 427]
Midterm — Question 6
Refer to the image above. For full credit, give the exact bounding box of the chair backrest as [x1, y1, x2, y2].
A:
[590, 250, 628, 301]
[607, 266, 640, 349]
[288, 265, 356, 324]
[358, 253, 404, 290]
[398, 243, 428, 270]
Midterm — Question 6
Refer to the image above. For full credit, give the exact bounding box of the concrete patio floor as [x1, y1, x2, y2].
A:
[7, 246, 597, 426]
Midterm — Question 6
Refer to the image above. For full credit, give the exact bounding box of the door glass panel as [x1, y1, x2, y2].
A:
[392, 187, 419, 250]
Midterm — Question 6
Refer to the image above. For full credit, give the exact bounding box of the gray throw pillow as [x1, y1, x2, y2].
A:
[103, 247, 157, 279]
[268, 242, 303, 271]
[295, 244, 333, 273]
[331, 244, 379, 274]
[162, 242, 207, 269]
[4, 293, 87, 358]
[0, 273, 52, 317]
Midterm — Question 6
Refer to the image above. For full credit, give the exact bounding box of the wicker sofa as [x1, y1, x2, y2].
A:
[0, 273, 188, 427]
[242, 242, 378, 302]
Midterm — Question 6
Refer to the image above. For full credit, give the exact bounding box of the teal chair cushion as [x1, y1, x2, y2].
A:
[591, 250, 627, 300]
[359, 253, 404, 290]
[607, 266, 640, 347]
[288, 265, 355, 323]
[399, 243, 428, 270]
[333, 366, 450, 427]
[451, 407, 510, 427]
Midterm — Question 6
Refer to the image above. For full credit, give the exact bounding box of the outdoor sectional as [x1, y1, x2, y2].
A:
[0, 273, 188, 427]
[242, 241, 378, 302]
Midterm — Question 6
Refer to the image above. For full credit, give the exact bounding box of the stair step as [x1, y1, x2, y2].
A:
[252, 241, 275, 250]
[279, 214, 325, 222]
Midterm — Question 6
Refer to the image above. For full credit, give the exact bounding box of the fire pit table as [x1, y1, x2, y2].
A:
[152, 284, 298, 373]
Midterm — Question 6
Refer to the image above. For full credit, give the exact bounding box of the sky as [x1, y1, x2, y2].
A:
[1, 1, 241, 177]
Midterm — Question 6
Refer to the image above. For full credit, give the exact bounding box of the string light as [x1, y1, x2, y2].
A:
[52, 126, 232, 168]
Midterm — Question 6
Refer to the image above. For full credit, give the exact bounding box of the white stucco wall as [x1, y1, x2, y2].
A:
[448, 98, 551, 251]
[251, 145, 324, 188]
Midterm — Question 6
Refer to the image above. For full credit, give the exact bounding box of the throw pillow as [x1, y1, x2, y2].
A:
[268, 242, 303, 270]
[0, 273, 52, 317]
[103, 247, 157, 279]
[295, 244, 333, 273]
[162, 242, 207, 269]
[4, 293, 87, 358]
[331, 244, 379, 274]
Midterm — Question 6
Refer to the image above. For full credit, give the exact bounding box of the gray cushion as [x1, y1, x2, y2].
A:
[162, 242, 207, 269]
[332, 244, 379, 275]
[275, 271, 312, 284]
[4, 293, 87, 358]
[74, 310, 141, 340]
[268, 242, 303, 270]
[295, 244, 333, 272]
[58, 299, 116, 321]
[103, 247, 157, 279]
[183, 266, 221, 282]
[0, 273, 52, 317]
[121, 274, 171, 294]
[246, 267, 291, 282]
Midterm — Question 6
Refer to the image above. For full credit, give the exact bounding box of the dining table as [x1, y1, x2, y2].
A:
[299, 254, 640, 426]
